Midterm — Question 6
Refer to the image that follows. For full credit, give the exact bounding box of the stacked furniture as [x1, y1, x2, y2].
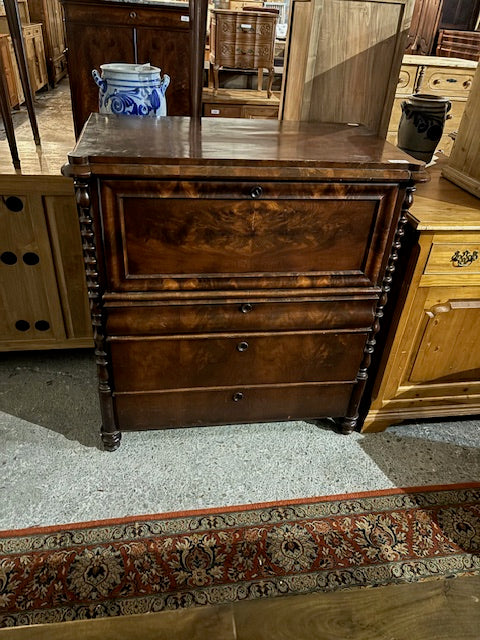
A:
[27, 0, 67, 86]
[0, 0, 47, 106]
[63, 115, 424, 450]
[387, 53, 477, 156]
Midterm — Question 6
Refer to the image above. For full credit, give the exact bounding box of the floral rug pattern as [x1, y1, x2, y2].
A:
[1, 484, 479, 627]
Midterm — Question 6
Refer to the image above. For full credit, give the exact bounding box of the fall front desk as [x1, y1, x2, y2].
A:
[63, 115, 423, 450]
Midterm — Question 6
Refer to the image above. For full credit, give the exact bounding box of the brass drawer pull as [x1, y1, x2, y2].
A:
[232, 392, 244, 402]
[250, 185, 263, 199]
[240, 303, 253, 314]
[451, 250, 479, 267]
[237, 341, 249, 352]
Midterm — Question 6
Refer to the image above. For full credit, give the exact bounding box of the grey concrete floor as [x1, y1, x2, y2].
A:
[0, 348, 479, 531]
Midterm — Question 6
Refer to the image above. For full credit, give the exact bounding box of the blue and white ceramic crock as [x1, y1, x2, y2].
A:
[92, 63, 170, 117]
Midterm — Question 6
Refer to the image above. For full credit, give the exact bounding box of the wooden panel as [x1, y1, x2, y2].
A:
[106, 298, 377, 335]
[436, 29, 480, 60]
[423, 67, 475, 96]
[114, 382, 355, 430]
[43, 194, 92, 341]
[28, 0, 68, 86]
[405, 0, 443, 55]
[22, 23, 48, 93]
[409, 293, 480, 383]
[0, 192, 66, 343]
[443, 64, 480, 197]
[0, 34, 23, 108]
[282, 0, 414, 137]
[110, 331, 367, 391]
[203, 103, 244, 117]
[101, 180, 397, 291]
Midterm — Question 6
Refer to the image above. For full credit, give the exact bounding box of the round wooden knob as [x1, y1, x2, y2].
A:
[232, 392, 244, 402]
[240, 303, 253, 314]
[129, 11, 137, 18]
[250, 186, 263, 199]
[237, 341, 249, 352]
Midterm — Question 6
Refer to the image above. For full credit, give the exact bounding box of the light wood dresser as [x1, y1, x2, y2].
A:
[64, 115, 424, 450]
[362, 159, 480, 432]
[388, 54, 478, 156]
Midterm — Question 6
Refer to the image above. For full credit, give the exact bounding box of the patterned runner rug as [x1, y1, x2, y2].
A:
[1, 483, 479, 627]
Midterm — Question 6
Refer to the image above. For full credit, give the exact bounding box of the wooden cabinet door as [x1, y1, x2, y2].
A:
[409, 288, 480, 385]
[23, 26, 48, 92]
[0, 193, 66, 346]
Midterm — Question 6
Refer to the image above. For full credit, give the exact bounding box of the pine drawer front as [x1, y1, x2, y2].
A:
[423, 68, 475, 97]
[397, 65, 417, 94]
[109, 331, 368, 392]
[106, 297, 377, 335]
[101, 180, 399, 291]
[424, 241, 480, 275]
[114, 382, 356, 430]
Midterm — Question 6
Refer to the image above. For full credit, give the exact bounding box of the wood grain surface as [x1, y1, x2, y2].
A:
[1, 576, 478, 639]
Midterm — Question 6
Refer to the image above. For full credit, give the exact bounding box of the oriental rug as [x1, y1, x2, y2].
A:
[1, 483, 479, 627]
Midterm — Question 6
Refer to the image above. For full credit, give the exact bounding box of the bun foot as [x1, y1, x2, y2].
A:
[101, 429, 122, 451]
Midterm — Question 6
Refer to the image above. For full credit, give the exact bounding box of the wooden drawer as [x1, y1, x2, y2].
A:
[397, 65, 417, 94]
[62, 2, 190, 30]
[114, 382, 355, 430]
[243, 104, 278, 119]
[423, 68, 475, 97]
[106, 298, 377, 335]
[109, 331, 367, 391]
[203, 103, 244, 117]
[425, 240, 480, 275]
[101, 180, 399, 291]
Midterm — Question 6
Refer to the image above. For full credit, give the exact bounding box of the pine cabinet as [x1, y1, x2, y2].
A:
[362, 161, 480, 432]
[0, 176, 92, 351]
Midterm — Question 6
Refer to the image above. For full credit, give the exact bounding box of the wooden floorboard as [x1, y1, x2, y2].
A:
[1, 576, 479, 639]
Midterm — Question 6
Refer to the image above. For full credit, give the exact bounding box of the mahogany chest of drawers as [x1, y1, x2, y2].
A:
[64, 115, 424, 450]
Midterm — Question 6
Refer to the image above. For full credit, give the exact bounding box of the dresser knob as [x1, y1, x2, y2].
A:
[240, 303, 253, 314]
[237, 341, 249, 352]
[250, 186, 262, 199]
[129, 10, 137, 18]
[232, 392, 244, 402]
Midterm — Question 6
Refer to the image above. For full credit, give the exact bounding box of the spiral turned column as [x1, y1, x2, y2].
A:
[75, 178, 121, 451]
[339, 185, 416, 435]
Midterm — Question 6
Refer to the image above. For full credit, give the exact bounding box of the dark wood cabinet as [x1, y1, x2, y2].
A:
[64, 115, 424, 450]
[61, 0, 192, 137]
[406, 0, 443, 55]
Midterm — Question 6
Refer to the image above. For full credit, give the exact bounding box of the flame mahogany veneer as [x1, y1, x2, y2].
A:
[64, 115, 425, 450]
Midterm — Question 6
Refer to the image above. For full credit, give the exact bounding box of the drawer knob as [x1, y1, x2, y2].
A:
[240, 303, 253, 314]
[250, 186, 263, 199]
[451, 249, 479, 268]
[464, 80, 472, 89]
[232, 392, 244, 402]
[129, 11, 137, 18]
[237, 341, 249, 352]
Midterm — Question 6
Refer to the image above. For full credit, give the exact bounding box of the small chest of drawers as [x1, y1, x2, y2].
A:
[210, 9, 278, 97]
[64, 115, 424, 450]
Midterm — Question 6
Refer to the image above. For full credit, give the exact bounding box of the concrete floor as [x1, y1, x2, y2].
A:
[0, 348, 479, 531]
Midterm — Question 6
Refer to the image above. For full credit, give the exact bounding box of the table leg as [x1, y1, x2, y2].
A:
[3, 0, 41, 145]
[0, 60, 20, 169]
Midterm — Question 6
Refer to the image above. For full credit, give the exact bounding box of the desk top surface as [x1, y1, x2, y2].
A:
[410, 158, 480, 231]
[67, 115, 424, 180]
